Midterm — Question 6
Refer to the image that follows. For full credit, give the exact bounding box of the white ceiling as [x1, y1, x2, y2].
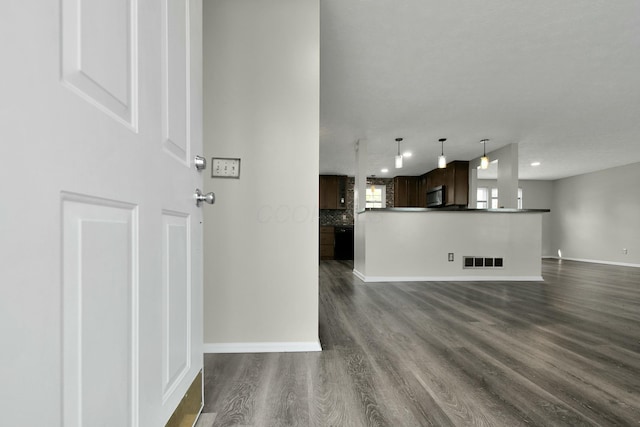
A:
[319, 0, 640, 180]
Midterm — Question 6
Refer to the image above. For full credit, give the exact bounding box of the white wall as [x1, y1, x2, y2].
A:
[478, 179, 554, 257]
[355, 211, 544, 281]
[354, 139, 368, 275]
[496, 143, 519, 209]
[522, 180, 554, 257]
[550, 162, 640, 266]
[470, 143, 519, 208]
[202, 0, 320, 351]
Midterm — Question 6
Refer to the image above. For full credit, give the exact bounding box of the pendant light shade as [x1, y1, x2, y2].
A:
[480, 139, 489, 170]
[395, 138, 403, 168]
[438, 138, 447, 169]
[480, 156, 489, 169]
[395, 155, 403, 168]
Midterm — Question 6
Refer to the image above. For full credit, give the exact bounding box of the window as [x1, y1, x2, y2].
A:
[478, 187, 522, 209]
[491, 188, 499, 209]
[476, 187, 488, 209]
[366, 185, 386, 208]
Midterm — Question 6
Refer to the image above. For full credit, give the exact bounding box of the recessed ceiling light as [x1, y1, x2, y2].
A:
[402, 151, 412, 158]
[381, 168, 389, 173]
[531, 161, 541, 166]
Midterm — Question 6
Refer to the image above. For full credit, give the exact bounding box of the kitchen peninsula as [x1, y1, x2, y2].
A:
[354, 207, 549, 282]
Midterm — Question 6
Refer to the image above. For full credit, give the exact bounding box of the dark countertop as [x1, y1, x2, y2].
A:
[357, 207, 550, 214]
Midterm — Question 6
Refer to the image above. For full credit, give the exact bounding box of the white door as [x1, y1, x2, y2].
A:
[0, 0, 204, 426]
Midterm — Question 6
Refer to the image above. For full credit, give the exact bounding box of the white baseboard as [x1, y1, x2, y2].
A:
[353, 269, 543, 282]
[352, 269, 366, 282]
[548, 256, 640, 268]
[203, 341, 322, 354]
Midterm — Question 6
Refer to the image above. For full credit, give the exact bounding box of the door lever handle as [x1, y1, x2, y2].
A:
[195, 188, 215, 207]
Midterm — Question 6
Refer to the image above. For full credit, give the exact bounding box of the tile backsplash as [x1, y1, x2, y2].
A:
[319, 177, 394, 226]
[319, 209, 352, 226]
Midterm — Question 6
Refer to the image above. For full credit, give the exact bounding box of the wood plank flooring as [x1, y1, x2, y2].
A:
[203, 259, 640, 426]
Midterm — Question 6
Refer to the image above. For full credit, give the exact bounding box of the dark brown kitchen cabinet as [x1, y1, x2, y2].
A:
[445, 161, 469, 206]
[423, 161, 469, 207]
[319, 226, 334, 260]
[417, 173, 428, 207]
[394, 176, 419, 207]
[319, 175, 347, 209]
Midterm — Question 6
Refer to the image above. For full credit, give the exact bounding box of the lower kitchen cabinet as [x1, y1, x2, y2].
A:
[319, 225, 354, 260]
[319, 226, 334, 260]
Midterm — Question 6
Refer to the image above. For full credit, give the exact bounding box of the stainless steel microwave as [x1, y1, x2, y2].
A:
[426, 185, 445, 207]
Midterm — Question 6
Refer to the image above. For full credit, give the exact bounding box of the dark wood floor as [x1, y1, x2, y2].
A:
[203, 259, 640, 426]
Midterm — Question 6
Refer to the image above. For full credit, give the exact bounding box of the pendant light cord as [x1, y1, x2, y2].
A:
[438, 138, 447, 155]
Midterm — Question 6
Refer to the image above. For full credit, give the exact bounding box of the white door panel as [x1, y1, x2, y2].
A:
[162, 0, 191, 163]
[162, 211, 191, 400]
[0, 0, 203, 425]
[61, 0, 138, 128]
[62, 195, 139, 427]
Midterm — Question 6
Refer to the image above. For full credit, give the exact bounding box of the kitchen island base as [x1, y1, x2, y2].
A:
[354, 209, 548, 282]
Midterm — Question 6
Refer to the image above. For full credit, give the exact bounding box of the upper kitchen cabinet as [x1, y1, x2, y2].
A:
[445, 161, 469, 206]
[417, 173, 428, 207]
[424, 161, 469, 206]
[394, 176, 419, 207]
[319, 175, 347, 209]
[417, 160, 469, 207]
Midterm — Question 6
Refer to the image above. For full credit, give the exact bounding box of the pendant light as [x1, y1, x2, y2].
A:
[395, 137, 403, 168]
[480, 139, 490, 169]
[438, 138, 447, 169]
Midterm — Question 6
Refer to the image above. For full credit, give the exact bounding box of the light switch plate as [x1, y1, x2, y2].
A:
[211, 157, 241, 178]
